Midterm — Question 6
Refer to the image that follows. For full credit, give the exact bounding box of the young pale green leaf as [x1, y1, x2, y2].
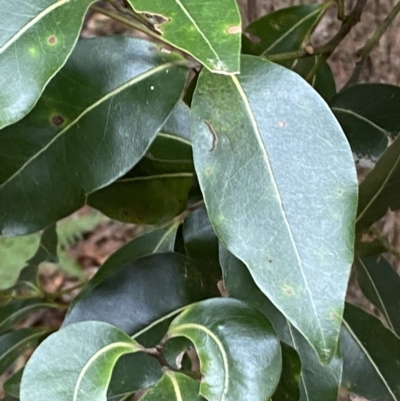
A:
[0, 329, 48, 375]
[246, 4, 328, 56]
[126, 0, 241, 74]
[0, 36, 188, 236]
[330, 84, 400, 162]
[140, 371, 203, 401]
[166, 298, 282, 401]
[64, 253, 206, 335]
[293, 56, 336, 101]
[0, 298, 57, 334]
[20, 322, 142, 401]
[341, 303, 400, 401]
[191, 55, 357, 363]
[220, 247, 342, 401]
[70, 222, 178, 309]
[356, 133, 400, 233]
[356, 256, 400, 336]
[0, 0, 96, 129]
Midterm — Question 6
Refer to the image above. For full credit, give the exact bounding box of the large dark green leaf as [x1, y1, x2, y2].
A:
[356, 133, 400, 233]
[64, 253, 206, 334]
[0, 329, 48, 375]
[20, 322, 143, 401]
[0, 0, 96, 128]
[341, 303, 400, 401]
[166, 298, 282, 401]
[220, 247, 342, 401]
[0, 36, 188, 236]
[183, 205, 222, 290]
[293, 56, 336, 102]
[331, 84, 400, 162]
[191, 55, 357, 362]
[246, 4, 328, 56]
[69, 222, 178, 309]
[356, 256, 400, 336]
[4, 369, 23, 398]
[127, 0, 241, 74]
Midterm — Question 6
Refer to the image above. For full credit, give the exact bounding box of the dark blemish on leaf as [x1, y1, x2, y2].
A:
[330, 311, 340, 321]
[278, 121, 285, 128]
[51, 115, 65, 126]
[338, 189, 344, 196]
[227, 25, 241, 34]
[269, 259, 273, 263]
[47, 35, 57, 45]
[204, 120, 217, 151]
[283, 285, 295, 296]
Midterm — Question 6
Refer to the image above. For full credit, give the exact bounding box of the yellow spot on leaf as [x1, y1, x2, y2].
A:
[227, 25, 241, 34]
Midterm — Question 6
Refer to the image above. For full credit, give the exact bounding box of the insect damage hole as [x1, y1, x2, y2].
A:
[51, 114, 65, 126]
[227, 25, 241, 34]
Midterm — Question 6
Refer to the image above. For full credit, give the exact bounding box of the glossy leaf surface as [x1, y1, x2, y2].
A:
[356, 256, 400, 336]
[246, 4, 327, 56]
[331, 84, 400, 162]
[20, 322, 142, 401]
[192, 55, 357, 362]
[0, 329, 48, 375]
[341, 303, 400, 401]
[64, 253, 206, 334]
[167, 298, 282, 401]
[70, 222, 178, 309]
[183, 204, 222, 290]
[140, 371, 203, 401]
[0, 0, 96, 128]
[356, 133, 400, 233]
[220, 247, 342, 401]
[127, 0, 241, 74]
[0, 37, 188, 236]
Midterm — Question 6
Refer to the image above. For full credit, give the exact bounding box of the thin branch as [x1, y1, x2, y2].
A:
[266, 0, 367, 63]
[90, 5, 164, 44]
[344, 0, 400, 89]
[336, 0, 345, 21]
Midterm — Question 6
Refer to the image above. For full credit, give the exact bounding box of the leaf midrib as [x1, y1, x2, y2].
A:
[72, 341, 139, 401]
[0, 0, 71, 53]
[169, 322, 229, 401]
[230, 74, 325, 351]
[260, 6, 324, 55]
[342, 320, 397, 401]
[117, 172, 193, 183]
[0, 61, 179, 191]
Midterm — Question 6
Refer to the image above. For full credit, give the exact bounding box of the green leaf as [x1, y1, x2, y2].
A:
[64, 253, 206, 335]
[0, 329, 48, 375]
[271, 343, 301, 401]
[0, 298, 57, 334]
[69, 222, 178, 309]
[4, 369, 23, 398]
[330, 84, 400, 162]
[356, 133, 400, 233]
[341, 303, 400, 401]
[127, 0, 241, 74]
[20, 322, 142, 401]
[140, 371, 203, 401]
[0, 224, 58, 291]
[0, 0, 96, 129]
[191, 55, 357, 362]
[356, 256, 400, 336]
[183, 205, 222, 291]
[246, 4, 328, 56]
[166, 298, 282, 401]
[88, 163, 193, 225]
[220, 247, 342, 401]
[0, 36, 188, 236]
[293, 56, 336, 101]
